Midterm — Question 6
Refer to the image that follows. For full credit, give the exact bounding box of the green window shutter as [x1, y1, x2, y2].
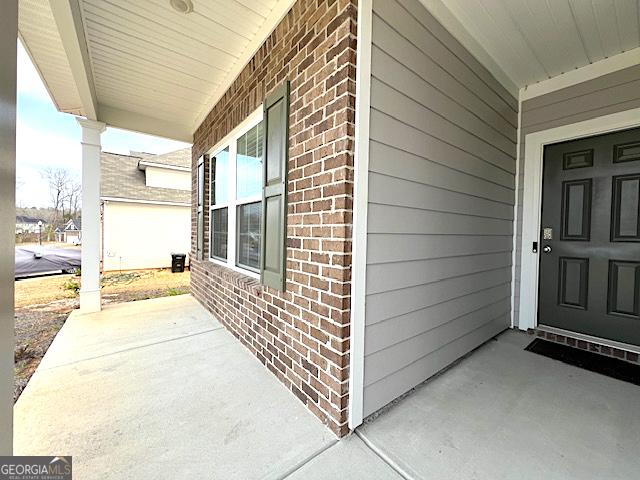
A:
[196, 155, 206, 260]
[261, 81, 290, 291]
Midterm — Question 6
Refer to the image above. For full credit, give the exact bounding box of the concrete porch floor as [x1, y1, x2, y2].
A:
[15, 296, 640, 479]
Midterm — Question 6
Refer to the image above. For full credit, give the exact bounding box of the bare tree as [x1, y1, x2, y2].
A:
[15, 176, 26, 208]
[65, 181, 82, 219]
[42, 168, 71, 227]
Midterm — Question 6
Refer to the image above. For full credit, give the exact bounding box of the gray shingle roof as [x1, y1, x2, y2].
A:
[144, 148, 192, 168]
[100, 148, 192, 204]
[16, 215, 47, 224]
[65, 218, 81, 231]
[128, 151, 156, 159]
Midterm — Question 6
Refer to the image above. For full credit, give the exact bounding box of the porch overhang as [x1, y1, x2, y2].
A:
[20, 0, 640, 136]
[18, 0, 297, 141]
[420, 0, 640, 99]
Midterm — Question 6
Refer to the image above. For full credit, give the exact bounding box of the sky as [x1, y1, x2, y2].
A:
[16, 41, 190, 209]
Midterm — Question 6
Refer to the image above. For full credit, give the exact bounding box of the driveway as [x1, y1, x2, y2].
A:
[15, 246, 81, 278]
[15, 296, 640, 479]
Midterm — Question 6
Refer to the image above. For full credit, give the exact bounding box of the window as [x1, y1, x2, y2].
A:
[235, 124, 263, 271]
[211, 208, 228, 260]
[212, 147, 230, 204]
[208, 115, 264, 276]
[196, 156, 205, 260]
[210, 148, 229, 261]
[236, 123, 263, 198]
[207, 81, 289, 289]
[237, 202, 261, 270]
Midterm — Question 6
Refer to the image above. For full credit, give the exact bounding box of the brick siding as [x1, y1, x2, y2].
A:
[536, 330, 640, 365]
[190, 0, 357, 437]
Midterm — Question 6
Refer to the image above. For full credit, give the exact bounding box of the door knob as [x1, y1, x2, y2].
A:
[543, 245, 552, 253]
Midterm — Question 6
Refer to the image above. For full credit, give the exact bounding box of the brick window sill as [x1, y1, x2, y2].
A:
[204, 261, 263, 296]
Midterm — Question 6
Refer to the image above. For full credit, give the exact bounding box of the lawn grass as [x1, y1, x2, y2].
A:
[15, 274, 78, 308]
[15, 269, 191, 308]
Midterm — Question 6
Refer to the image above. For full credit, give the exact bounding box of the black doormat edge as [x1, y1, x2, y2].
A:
[525, 338, 640, 386]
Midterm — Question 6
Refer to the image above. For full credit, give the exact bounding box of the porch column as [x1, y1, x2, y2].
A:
[77, 119, 106, 313]
[0, 0, 17, 455]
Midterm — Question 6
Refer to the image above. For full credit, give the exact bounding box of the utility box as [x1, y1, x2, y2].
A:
[171, 253, 186, 273]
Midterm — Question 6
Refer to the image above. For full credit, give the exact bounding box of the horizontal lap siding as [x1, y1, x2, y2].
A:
[363, 0, 517, 417]
[513, 64, 640, 327]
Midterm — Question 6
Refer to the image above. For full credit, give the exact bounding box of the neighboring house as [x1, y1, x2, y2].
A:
[62, 218, 81, 244]
[15, 216, 46, 235]
[100, 148, 191, 272]
[14, 0, 640, 442]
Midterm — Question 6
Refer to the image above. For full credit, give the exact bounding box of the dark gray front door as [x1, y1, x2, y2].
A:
[539, 126, 640, 346]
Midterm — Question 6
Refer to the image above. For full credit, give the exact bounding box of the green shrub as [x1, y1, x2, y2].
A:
[166, 287, 188, 296]
[63, 279, 80, 294]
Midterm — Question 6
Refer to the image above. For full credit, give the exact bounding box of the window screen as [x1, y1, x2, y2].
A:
[211, 207, 228, 260]
[237, 201, 262, 271]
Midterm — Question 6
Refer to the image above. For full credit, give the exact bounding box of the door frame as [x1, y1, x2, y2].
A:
[518, 107, 640, 333]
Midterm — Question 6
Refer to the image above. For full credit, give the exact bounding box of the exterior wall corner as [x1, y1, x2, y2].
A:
[190, 0, 358, 437]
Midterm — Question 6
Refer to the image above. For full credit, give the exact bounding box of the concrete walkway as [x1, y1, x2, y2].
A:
[15, 296, 338, 479]
[345, 332, 640, 480]
[15, 296, 640, 479]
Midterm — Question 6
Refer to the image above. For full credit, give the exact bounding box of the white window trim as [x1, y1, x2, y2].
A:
[208, 107, 263, 279]
[518, 106, 640, 331]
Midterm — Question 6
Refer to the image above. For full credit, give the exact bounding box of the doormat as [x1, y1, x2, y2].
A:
[526, 339, 640, 386]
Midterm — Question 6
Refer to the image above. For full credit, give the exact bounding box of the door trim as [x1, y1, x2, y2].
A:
[518, 107, 640, 331]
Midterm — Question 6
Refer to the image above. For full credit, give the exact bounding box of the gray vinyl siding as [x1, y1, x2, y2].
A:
[512, 64, 640, 327]
[363, 0, 518, 417]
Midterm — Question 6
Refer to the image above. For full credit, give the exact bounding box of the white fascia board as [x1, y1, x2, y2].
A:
[521, 47, 640, 101]
[49, 0, 98, 120]
[137, 161, 190, 173]
[101, 197, 190, 207]
[191, 0, 297, 132]
[98, 104, 193, 143]
[418, 0, 519, 98]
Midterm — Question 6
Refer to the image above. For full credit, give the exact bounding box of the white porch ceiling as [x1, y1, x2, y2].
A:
[423, 0, 640, 96]
[20, 0, 640, 139]
[18, 0, 295, 141]
[19, 0, 84, 115]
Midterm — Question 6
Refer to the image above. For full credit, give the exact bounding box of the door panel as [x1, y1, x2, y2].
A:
[611, 174, 640, 241]
[560, 179, 592, 240]
[607, 260, 640, 317]
[539, 126, 640, 346]
[557, 257, 589, 310]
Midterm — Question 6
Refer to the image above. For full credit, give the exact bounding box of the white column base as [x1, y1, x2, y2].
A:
[80, 289, 101, 313]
